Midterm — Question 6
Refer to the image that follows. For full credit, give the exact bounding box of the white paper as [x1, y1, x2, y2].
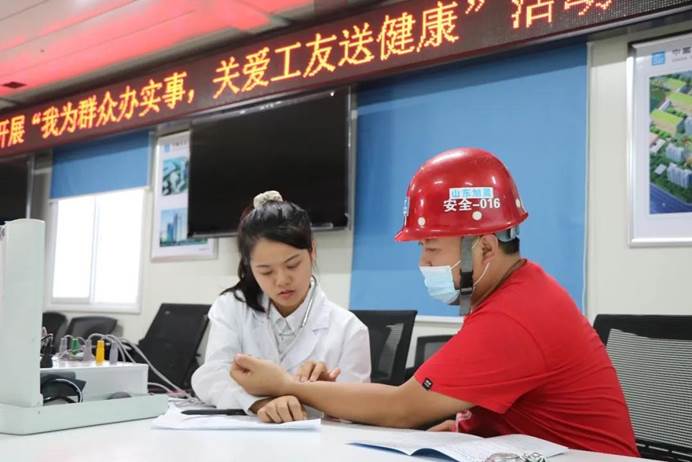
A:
[485, 434, 566, 457]
[151, 407, 321, 431]
[435, 440, 520, 462]
[351, 431, 567, 462]
[354, 430, 482, 451]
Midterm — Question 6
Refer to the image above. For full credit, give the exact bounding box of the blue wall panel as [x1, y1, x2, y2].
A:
[350, 44, 587, 316]
[51, 130, 150, 198]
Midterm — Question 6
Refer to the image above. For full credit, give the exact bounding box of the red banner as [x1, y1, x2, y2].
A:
[1, 0, 691, 157]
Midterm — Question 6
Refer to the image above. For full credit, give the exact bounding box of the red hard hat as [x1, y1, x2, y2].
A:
[395, 147, 528, 241]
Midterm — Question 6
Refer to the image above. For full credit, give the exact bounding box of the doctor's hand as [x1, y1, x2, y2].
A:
[231, 353, 292, 396]
[255, 395, 307, 423]
[295, 361, 341, 382]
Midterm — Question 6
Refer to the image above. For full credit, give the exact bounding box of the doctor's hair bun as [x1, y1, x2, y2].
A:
[253, 190, 283, 209]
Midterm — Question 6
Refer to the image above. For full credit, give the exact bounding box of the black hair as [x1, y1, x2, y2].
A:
[222, 198, 313, 312]
[498, 237, 520, 255]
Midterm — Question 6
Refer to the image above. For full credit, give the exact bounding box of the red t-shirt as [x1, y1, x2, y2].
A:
[415, 261, 638, 457]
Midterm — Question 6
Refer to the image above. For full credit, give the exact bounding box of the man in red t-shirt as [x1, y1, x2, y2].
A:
[417, 261, 636, 456]
[230, 148, 638, 457]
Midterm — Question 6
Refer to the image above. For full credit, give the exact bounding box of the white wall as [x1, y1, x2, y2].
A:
[43, 180, 456, 368]
[42, 18, 692, 382]
[129, 190, 457, 367]
[51, 187, 458, 365]
[109, 191, 355, 342]
[57, 26, 688, 366]
[587, 20, 692, 320]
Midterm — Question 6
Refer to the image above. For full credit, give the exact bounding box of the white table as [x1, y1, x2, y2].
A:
[0, 418, 651, 462]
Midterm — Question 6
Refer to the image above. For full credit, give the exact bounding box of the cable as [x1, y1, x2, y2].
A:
[54, 335, 90, 361]
[88, 334, 132, 365]
[41, 377, 84, 404]
[117, 337, 191, 398]
[43, 395, 75, 404]
[169, 395, 206, 408]
[88, 333, 192, 399]
[147, 382, 174, 394]
[64, 332, 192, 399]
[87, 333, 127, 363]
[50, 332, 202, 405]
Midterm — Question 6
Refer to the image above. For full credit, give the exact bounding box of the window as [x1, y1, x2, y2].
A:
[47, 188, 145, 312]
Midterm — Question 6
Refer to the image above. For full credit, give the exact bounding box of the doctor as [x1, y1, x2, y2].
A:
[191, 191, 370, 422]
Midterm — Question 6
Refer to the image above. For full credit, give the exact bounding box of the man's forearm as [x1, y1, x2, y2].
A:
[229, 354, 470, 427]
[285, 381, 409, 427]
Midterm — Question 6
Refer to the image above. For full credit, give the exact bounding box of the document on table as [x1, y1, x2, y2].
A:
[152, 407, 321, 431]
[350, 430, 567, 462]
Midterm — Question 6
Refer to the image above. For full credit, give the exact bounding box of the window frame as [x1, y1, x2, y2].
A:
[45, 186, 147, 314]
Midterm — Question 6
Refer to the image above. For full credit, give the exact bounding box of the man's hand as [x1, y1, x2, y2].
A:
[256, 396, 307, 423]
[427, 419, 457, 432]
[295, 361, 341, 382]
[230, 353, 292, 396]
[249, 398, 272, 414]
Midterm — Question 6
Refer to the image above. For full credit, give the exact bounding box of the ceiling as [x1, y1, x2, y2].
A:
[0, 0, 379, 112]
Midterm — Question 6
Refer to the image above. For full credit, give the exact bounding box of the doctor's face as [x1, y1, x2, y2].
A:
[249, 238, 315, 314]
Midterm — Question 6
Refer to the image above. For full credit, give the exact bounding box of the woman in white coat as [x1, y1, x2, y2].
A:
[191, 191, 371, 423]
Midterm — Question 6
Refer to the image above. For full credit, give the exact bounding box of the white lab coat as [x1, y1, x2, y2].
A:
[191, 284, 371, 413]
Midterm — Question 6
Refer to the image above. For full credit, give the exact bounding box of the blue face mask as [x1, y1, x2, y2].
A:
[419, 260, 461, 304]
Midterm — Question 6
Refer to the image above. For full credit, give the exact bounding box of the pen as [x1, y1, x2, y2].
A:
[181, 408, 247, 416]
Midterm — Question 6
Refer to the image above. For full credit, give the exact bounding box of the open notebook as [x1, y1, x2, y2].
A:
[351, 431, 568, 462]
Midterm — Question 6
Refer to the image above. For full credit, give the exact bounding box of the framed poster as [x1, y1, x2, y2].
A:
[151, 131, 216, 260]
[630, 32, 692, 246]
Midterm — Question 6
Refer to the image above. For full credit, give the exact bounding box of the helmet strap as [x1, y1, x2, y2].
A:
[458, 237, 474, 316]
[495, 226, 519, 243]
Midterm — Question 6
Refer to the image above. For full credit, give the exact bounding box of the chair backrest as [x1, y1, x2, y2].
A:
[351, 310, 416, 386]
[593, 314, 692, 462]
[137, 303, 210, 389]
[414, 334, 453, 367]
[42, 311, 68, 345]
[65, 316, 118, 339]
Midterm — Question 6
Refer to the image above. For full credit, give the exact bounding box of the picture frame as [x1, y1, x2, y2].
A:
[629, 32, 692, 246]
[151, 131, 217, 261]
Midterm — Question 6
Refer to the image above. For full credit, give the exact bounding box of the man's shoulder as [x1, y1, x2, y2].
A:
[470, 261, 577, 329]
[492, 260, 570, 304]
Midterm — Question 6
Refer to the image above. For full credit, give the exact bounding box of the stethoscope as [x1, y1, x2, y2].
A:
[266, 275, 318, 361]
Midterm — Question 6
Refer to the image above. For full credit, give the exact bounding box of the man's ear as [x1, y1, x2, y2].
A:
[479, 235, 499, 262]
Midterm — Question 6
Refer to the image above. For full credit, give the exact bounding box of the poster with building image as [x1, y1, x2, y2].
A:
[630, 32, 692, 245]
[152, 131, 216, 260]
[649, 72, 692, 213]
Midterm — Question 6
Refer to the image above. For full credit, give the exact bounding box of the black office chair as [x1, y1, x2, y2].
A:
[65, 315, 118, 338]
[136, 303, 210, 390]
[593, 315, 692, 462]
[404, 334, 454, 381]
[351, 310, 416, 386]
[42, 311, 68, 346]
